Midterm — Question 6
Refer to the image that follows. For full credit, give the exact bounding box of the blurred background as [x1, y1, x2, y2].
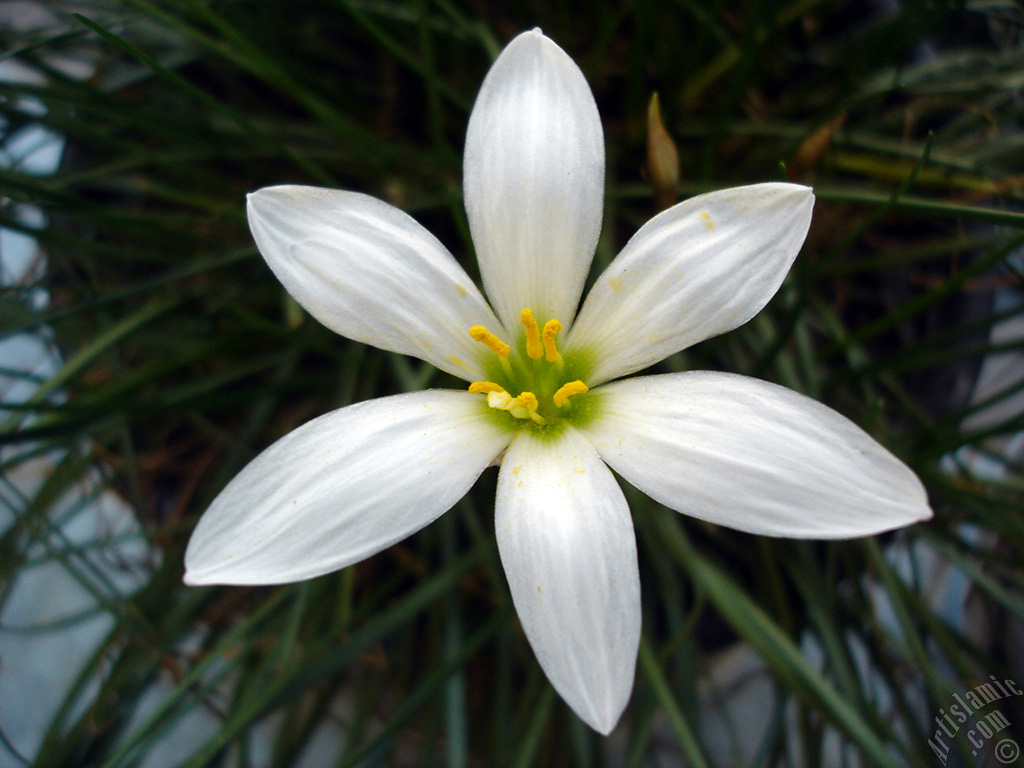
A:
[1, 1, 1023, 766]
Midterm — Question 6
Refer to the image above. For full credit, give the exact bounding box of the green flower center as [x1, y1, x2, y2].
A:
[468, 308, 596, 431]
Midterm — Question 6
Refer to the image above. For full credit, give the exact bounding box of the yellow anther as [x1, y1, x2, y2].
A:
[469, 325, 510, 358]
[468, 381, 507, 395]
[477, 388, 546, 424]
[520, 309, 543, 359]
[516, 392, 539, 412]
[509, 391, 545, 424]
[542, 319, 562, 362]
[553, 380, 589, 408]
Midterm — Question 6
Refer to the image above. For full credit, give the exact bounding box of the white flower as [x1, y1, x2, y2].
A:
[184, 29, 933, 734]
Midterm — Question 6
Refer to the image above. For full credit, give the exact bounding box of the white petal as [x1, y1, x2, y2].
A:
[495, 427, 640, 734]
[567, 183, 814, 385]
[581, 372, 932, 538]
[184, 390, 512, 585]
[248, 185, 503, 381]
[464, 29, 604, 329]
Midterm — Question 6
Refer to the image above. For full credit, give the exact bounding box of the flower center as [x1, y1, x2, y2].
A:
[468, 308, 590, 427]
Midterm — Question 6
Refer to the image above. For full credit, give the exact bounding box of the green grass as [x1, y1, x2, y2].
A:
[2, 1, 1023, 766]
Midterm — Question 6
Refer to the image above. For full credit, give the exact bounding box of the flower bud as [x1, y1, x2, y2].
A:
[647, 92, 679, 210]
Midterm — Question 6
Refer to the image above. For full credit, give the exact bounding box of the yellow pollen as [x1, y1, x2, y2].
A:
[469, 325, 510, 357]
[542, 319, 562, 362]
[468, 381, 507, 395]
[520, 309, 543, 359]
[553, 380, 589, 408]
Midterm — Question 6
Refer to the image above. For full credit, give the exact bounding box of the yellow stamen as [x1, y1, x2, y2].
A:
[542, 319, 562, 362]
[520, 309, 543, 359]
[469, 325, 510, 358]
[509, 391, 545, 424]
[553, 380, 589, 408]
[475, 387, 546, 424]
[516, 392, 539, 412]
[468, 381, 507, 395]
